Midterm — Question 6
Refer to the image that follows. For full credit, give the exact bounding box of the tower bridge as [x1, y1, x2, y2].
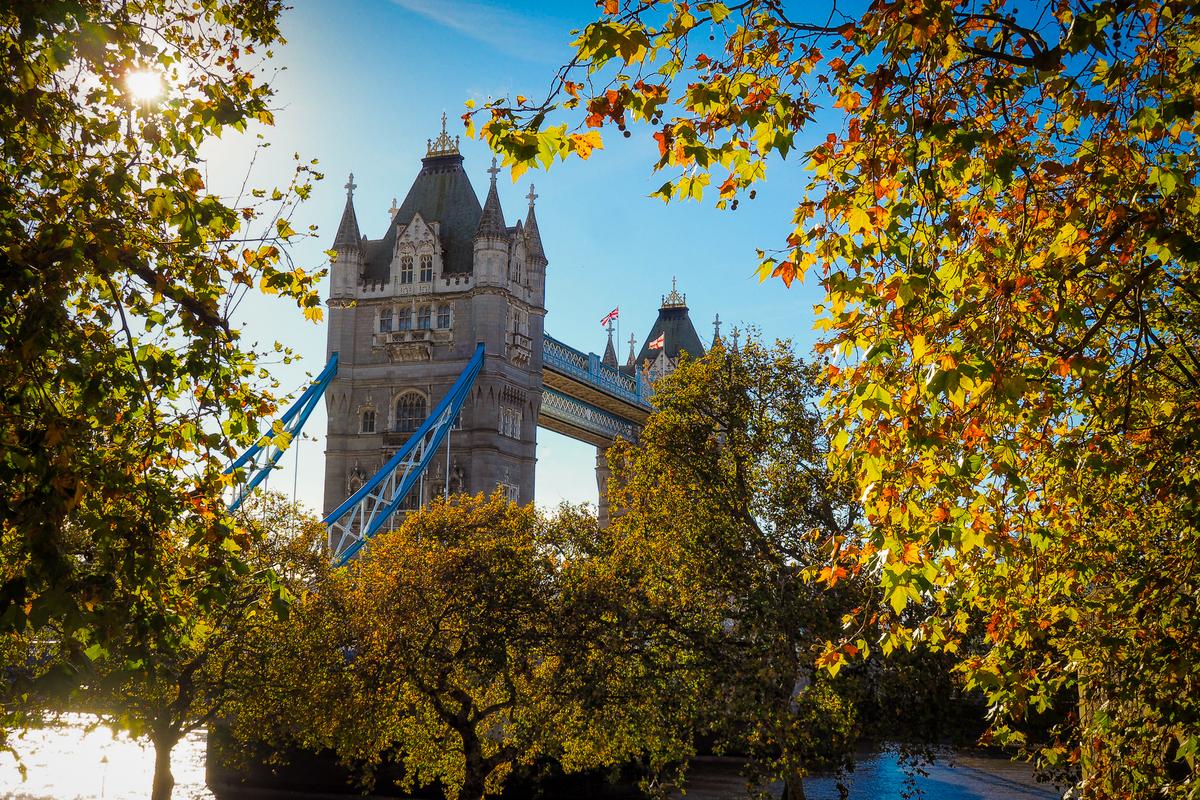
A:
[230, 118, 708, 561]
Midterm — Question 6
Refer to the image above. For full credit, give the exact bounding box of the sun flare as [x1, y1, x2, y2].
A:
[125, 69, 163, 103]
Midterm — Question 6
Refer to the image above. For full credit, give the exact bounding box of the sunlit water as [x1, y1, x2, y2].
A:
[0, 714, 210, 800]
[1, 715, 1062, 799]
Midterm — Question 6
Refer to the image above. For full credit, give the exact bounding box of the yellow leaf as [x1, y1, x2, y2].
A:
[911, 334, 927, 362]
[846, 206, 871, 233]
[570, 131, 604, 160]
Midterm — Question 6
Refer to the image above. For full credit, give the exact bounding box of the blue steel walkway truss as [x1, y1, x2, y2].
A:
[225, 354, 339, 512]
[325, 342, 485, 566]
[228, 336, 646, 566]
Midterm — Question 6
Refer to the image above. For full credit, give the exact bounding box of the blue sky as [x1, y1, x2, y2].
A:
[208, 0, 829, 511]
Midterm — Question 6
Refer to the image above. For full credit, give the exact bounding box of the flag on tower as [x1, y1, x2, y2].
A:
[648, 332, 665, 350]
[600, 307, 619, 326]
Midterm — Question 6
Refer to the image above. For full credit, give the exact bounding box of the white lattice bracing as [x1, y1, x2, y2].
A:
[325, 343, 485, 565]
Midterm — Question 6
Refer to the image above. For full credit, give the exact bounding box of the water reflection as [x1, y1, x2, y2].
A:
[0, 714, 210, 800]
[1, 715, 1060, 799]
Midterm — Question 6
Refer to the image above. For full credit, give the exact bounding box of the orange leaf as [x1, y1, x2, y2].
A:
[772, 261, 796, 287]
[653, 129, 670, 156]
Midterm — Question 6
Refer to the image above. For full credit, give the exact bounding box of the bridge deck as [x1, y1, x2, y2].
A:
[541, 334, 651, 446]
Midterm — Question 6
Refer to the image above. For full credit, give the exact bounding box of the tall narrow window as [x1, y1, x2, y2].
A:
[361, 409, 376, 434]
[419, 253, 434, 282]
[379, 308, 393, 332]
[397, 308, 412, 330]
[395, 392, 426, 434]
[400, 255, 414, 284]
[417, 305, 432, 330]
[437, 304, 451, 329]
[500, 407, 522, 439]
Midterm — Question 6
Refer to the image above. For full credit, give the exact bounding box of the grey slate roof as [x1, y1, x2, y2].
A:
[602, 329, 618, 367]
[525, 204, 546, 263]
[362, 153, 482, 282]
[332, 193, 362, 252]
[636, 303, 706, 366]
[476, 178, 508, 240]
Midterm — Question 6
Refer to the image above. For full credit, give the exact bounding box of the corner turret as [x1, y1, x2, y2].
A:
[473, 158, 509, 286]
[602, 326, 618, 367]
[331, 173, 363, 297]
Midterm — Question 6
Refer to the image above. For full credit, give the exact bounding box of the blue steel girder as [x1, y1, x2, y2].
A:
[325, 343, 485, 566]
[541, 333, 651, 448]
[224, 353, 338, 512]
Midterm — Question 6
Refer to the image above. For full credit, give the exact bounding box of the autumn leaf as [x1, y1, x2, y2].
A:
[570, 131, 604, 159]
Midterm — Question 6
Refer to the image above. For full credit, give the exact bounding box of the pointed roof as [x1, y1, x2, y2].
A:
[475, 157, 508, 240]
[626, 332, 637, 367]
[332, 173, 362, 252]
[360, 143, 483, 281]
[602, 327, 618, 367]
[524, 184, 546, 263]
[636, 277, 705, 365]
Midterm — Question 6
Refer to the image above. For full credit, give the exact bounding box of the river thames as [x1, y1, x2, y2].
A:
[1, 714, 1063, 799]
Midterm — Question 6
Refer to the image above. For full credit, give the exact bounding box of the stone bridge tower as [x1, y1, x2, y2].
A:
[323, 118, 546, 517]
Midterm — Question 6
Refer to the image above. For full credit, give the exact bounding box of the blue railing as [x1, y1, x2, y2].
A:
[542, 334, 651, 408]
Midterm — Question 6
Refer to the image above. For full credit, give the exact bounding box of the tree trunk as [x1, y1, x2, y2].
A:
[783, 766, 808, 800]
[150, 733, 178, 800]
[459, 771, 487, 800]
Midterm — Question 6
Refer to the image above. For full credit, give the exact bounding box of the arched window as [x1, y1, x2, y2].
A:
[361, 408, 376, 434]
[378, 308, 393, 333]
[419, 253, 434, 282]
[397, 307, 412, 330]
[400, 255, 414, 284]
[437, 304, 451, 328]
[417, 305, 432, 330]
[394, 392, 426, 434]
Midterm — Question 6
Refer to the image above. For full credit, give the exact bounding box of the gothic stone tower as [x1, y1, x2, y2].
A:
[323, 119, 547, 518]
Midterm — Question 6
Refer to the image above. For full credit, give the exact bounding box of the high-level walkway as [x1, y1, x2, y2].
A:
[540, 333, 652, 447]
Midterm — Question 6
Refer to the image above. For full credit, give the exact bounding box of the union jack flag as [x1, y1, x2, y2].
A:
[600, 307, 619, 326]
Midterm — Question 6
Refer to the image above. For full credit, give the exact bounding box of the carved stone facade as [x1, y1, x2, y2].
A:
[323, 119, 547, 518]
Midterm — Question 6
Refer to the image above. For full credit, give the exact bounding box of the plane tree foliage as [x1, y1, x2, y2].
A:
[0, 0, 323, 760]
[79, 492, 328, 800]
[604, 338, 971, 799]
[227, 493, 696, 800]
[472, 0, 1200, 794]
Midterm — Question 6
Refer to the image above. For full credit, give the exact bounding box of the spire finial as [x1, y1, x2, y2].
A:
[426, 112, 461, 157]
[527, 184, 538, 208]
[713, 312, 722, 342]
[662, 276, 687, 309]
[487, 156, 500, 186]
[344, 172, 357, 199]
